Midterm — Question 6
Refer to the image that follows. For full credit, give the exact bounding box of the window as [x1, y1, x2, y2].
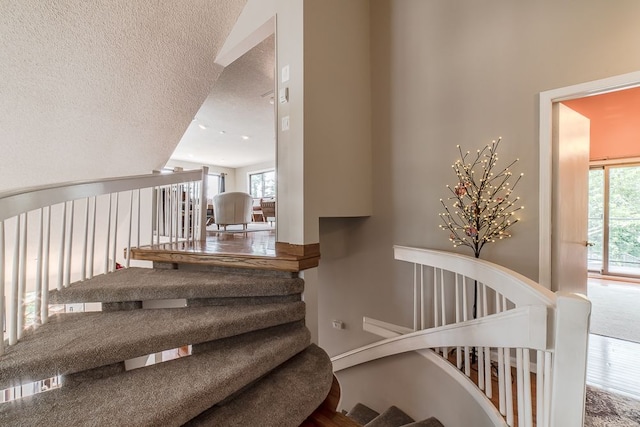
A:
[249, 170, 275, 198]
[588, 163, 640, 277]
[206, 174, 220, 201]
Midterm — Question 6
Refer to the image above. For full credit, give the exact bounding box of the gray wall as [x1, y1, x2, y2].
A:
[318, 0, 640, 356]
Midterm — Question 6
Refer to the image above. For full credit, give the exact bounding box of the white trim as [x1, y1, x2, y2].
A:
[538, 71, 640, 288]
[362, 316, 413, 338]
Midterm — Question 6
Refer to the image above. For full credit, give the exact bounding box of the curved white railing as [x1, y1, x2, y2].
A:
[332, 246, 591, 427]
[0, 168, 208, 355]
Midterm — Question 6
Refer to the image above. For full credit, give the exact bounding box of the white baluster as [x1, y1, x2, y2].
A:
[57, 203, 66, 290]
[420, 265, 425, 330]
[496, 294, 505, 415]
[455, 274, 462, 370]
[516, 349, 525, 427]
[523, 350, 533, 427]
[175, 184, 181, 242]
[81, 198, 89, 280]
[111, 193, 119, 272]
[543, 351, 552, 427]
[0, 221, 5, 354]
[42, 207, 51, 324]
[477, 283, 485, 390]
[433, 268, 439, 329]
[88, 197, 96, 279]
[17, 213, 27, 338]
[413, 263, 418, 331]
[64, 200, 74, 287]
[104, 194, 112, 274]
[136, 189, 141, 248]
[184, 182, 190, 242]
[34, 208, 43, 325]
[483, 283, 491, 398]
[537, 350, 545, 427]
[126, 191, 133, 268]
[462, 275, 470, 377]
[440, 268, 447, 357]
[504, 296, 514, 425]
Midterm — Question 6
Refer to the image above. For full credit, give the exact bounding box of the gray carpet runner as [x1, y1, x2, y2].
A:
[0, 265, 334, 426]
[186, 344, 333, 426]
[0, 323, 310, 426]
[48, 267, 304, 303]
[0, 302, 305, 389]
[346, 403, 444, 427]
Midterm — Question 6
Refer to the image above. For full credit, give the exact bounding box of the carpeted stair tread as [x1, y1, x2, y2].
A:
[48, 267, 304, 303]
[0, 323, 312, 427]
[0, 301, 305, 389]
[365, 406, 414, 427]
[401, 418, 444, 427]
[186, 344, 333, 426]
[347, 403, 380, 425]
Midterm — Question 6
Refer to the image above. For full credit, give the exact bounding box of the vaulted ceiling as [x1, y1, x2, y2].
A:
[170, 34, 275, 169]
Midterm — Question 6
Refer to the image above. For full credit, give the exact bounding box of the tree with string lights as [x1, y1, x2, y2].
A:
[439, 137, 524, 259]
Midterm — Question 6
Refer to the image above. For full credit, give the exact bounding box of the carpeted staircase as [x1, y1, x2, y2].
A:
[346, 403, 444, 427]
[0, 266, 334, 426]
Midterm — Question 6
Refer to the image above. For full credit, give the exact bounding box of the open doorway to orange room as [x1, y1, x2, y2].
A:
[561, 86, 640, 398]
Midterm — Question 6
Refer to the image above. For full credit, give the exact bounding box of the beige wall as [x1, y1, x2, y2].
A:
[318, 0, 640, 357]
[303, 0, 372, 235]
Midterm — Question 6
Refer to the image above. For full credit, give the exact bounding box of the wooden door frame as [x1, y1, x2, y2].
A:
[538, 71, 640, 288]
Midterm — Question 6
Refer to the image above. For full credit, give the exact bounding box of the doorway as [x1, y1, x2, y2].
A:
[540, 74, 640, 398]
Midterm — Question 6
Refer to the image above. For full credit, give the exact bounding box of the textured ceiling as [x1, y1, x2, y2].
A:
[170, 34, 275, 168]
[0, 0, 247, 191]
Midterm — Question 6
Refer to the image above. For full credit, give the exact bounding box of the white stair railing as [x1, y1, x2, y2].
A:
[332, 246, 591, 427]
[0, 168, 209, 354]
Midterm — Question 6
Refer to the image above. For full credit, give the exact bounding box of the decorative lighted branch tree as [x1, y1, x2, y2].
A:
[439, 138, 524, 259]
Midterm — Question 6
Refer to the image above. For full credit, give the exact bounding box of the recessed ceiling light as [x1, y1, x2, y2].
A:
[241, 135, 250, 140]
[198, 124, 207, 130]
[219, 130, 226, 135]
[188, 153, 194, 158]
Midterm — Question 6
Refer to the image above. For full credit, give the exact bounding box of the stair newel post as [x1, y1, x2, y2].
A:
[199, 167, 209, 241]
[549, 293, 591, 427]
[0, 220, 4, 355]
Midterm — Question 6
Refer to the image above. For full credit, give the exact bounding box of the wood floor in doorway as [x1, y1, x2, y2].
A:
[587, 276, 640, 400]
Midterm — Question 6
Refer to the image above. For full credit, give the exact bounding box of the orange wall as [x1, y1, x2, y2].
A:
[563, 86, 640, 161]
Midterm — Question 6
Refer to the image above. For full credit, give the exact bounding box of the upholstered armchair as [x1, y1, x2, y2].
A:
[212, 192, 253, 230]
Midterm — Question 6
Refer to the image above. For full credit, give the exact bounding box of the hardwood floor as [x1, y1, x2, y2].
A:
[587, 334, 640, 399]
[131, 228, 321, 272]
[586, 276, 640, 400]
